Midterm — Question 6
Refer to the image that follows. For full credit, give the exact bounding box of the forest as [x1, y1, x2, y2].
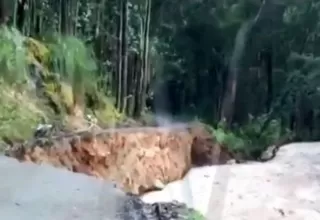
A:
[0, 0, 319, 158]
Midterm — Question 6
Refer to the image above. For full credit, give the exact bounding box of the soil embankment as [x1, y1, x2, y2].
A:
[4, 123, 235, 195]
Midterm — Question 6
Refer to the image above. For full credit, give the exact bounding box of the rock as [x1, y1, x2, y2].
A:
[226, 159, 237, 164]
[153, 179, 166, 190]
[189, 125, 235, 166]
[34, 123, 55, 138]
[259, 145, 277, 161]
[258, 134, 297, 162]
[119, 194, 196, 220]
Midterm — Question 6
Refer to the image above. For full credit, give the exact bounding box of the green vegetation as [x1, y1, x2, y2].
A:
[0, 81, 45, 140]
[0, 0, 319, 158]
[0, 25, 121, 146]
[188, 210, 206, 220]
[213, 115, 288, 158]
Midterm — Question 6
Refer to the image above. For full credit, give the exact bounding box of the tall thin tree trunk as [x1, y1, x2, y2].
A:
[115, 0, 123, 109]
[0, 0, 8, 25]
[29, 0, 37, 35]
[134, 0, 151, 117]
[16, 0, 27, 32]
[259, 47, 273, 112]
[220, 0, 272, 126]
[59, 0, 75, 35]
[126, 52, 139, 116]
[73, 0, 79, 35]
[265, 48, 273, 112]
[120, 0, 128, 113]
[220, 21, 251, 126]
[60, 0, 68, 34]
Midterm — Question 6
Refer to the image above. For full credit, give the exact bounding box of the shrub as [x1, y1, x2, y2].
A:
[0, 27, 121, 145]
[0, 26, 28, 85]
[211, 114, 285, 159]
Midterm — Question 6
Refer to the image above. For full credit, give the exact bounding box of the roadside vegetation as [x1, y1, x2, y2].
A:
[0, 0, 319, 160]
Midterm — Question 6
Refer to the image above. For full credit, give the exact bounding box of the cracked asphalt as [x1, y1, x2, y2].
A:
[1, 142, 320, 220]
[142, 142, 320, 220]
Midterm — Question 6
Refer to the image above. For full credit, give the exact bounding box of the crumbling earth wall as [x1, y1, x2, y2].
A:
[5, 124, 235, 195]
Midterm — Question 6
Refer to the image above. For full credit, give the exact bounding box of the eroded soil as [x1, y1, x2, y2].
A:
[4, 123, 235, 195]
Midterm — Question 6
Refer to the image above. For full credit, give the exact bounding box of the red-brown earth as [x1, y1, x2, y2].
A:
[5, 123, 235, 195]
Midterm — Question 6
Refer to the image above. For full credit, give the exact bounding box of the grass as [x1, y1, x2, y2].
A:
[0, 82, 51, 147]
[0, 26, 123, 150]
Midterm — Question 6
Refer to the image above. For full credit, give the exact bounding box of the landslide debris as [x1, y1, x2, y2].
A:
[5, 122, 235, 195]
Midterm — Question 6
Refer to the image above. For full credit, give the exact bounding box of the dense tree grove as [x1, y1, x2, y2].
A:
[1, 0, 320, 154]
